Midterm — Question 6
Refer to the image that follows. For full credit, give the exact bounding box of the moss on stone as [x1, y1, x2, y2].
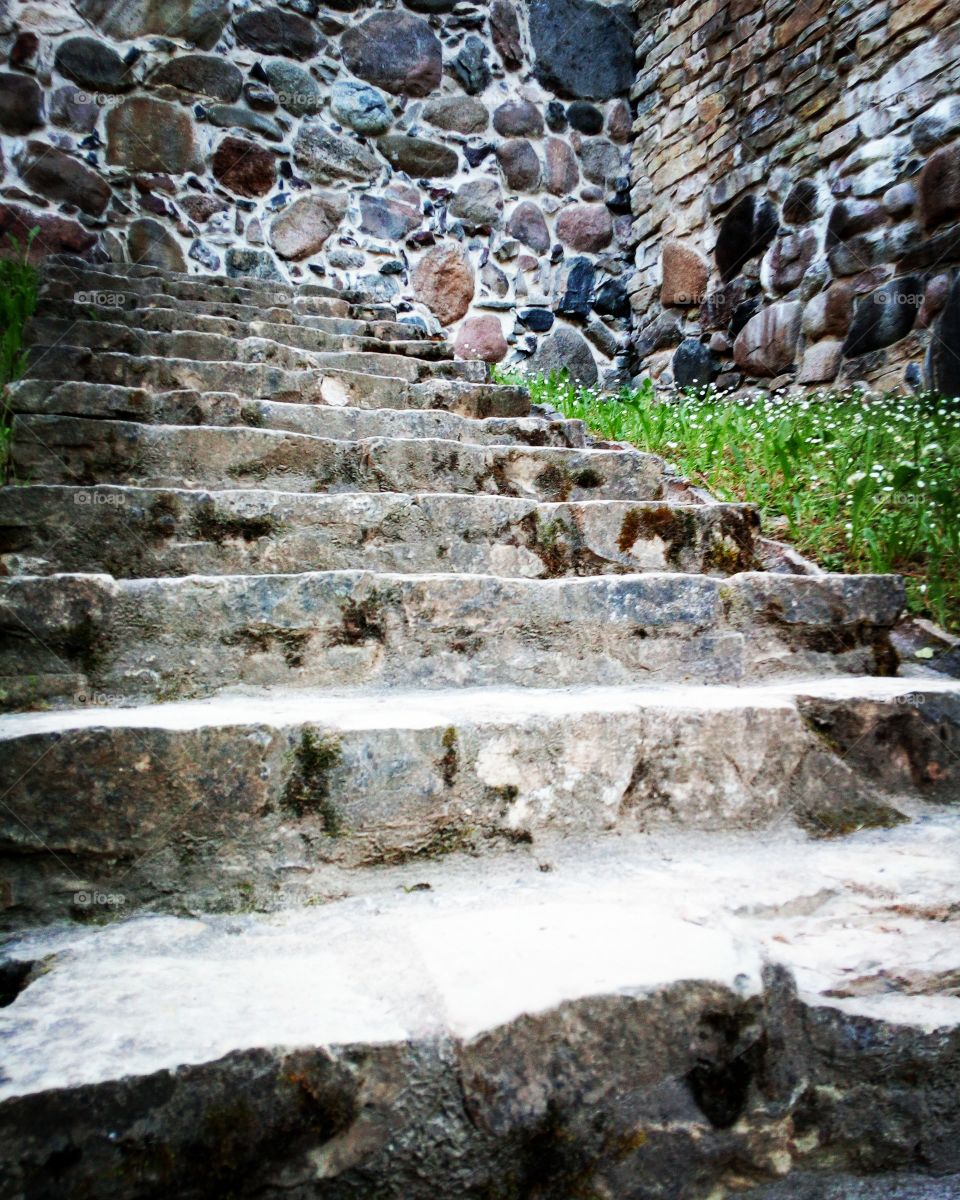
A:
[282, 730, 344, 834]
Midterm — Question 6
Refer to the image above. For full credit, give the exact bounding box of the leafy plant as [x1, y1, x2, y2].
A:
[506, 371, 960, 631]
[0, 229, 40, 478]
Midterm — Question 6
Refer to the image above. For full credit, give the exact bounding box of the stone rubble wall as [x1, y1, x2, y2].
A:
[0, 0, 643, 384]
[628, 0, 960, 397]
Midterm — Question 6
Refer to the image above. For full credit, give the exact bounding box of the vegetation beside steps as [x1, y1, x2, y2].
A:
[509, 371, 960, 631]
[0, 234, 40, 480]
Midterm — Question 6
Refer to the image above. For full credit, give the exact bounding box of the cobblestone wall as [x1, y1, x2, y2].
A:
[629, 0, 960, 397]
[0, 0, 640, 381]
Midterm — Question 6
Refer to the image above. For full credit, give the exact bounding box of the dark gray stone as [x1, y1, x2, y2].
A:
[529, 0, 637, 100]
[593, 278, 630, 319]
[450, 179, 502, 233]
[150, 54, 242, 102]
[673, 338, 717, 388]
[635, 311, 682, 356]
[265, 61, 323, 117]
[225, 247, 284, 281]
[530, 323, 599, 385]
[579, 137, 623, 186]
[234, 7, 321, 60]
[206, 105, 283, 142]
[55, 38, 133, 94]
[294, 120, 381, 184]
[453, 36, 491, 96]
[0, 73, 44, 135]
[567, 102, 603, 134]
[930, 275, 960, 400]
[715, 195, 779, 282]
[520, 307, 554, 332]
[842, 276, 923, 357]
[546, 100, 568, 132]
[128, 217, 186, 272]
[556, 256, 595, 319]
[341, 12, 442, 98]
[75, 0, 228, 49]
[782, 179, 820, 225]
[17, 140, 112, 217]
[49, 86, 98, 133]
[377, 135, 459, 178]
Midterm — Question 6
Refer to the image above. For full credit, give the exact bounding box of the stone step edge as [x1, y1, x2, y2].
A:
[2, 677, 955, 740]
[0, 482, 752, 513]
[26, 318, 453, 363]
[42, 257, 349, 299]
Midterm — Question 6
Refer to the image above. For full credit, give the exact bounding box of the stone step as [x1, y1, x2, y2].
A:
[0, 677, 954, 924]
[0, 807, 957, 1197]
[26, 337, 480, 385]
[0, 570, 904, 710]
[0, 487, 758, 579]
[16, 355, 529, 416]
[27, 316, 452, 363]
[5, 380, 582, 447]
[10, 415, 662, 498]
[38, 277, 395, 323]
[39, 296, 430, 342]
[41, 263, 391, 315]
[44, 256, 353, 302]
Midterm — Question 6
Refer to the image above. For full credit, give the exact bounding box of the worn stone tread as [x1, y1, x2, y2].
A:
[0, 486, 758, 579]
[0, 812, 958, 1195]
[0, 677, 955, 921]
[38, 280, 392, 323]
[9, 415, 663, 498]
[37, 299, 432, 343]
[26, 338, 484, 384]
[16, 356, 530, 416]
[27, 315, 452, 362]
[4, 380, 585, 446]
[0, 569, 904, 709]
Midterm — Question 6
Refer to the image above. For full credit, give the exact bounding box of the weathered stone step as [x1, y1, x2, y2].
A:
[40, 296, 429, 342]
[10, 416, 662, 498]
[39, 278, 394, 323]
[0, 809, 957, 1198]
[0, 678, 954, 924]
[16, 355, 529, 416]
[5, 380, 580, 447]
[44, 256, 350, 302]
[27, 337, 479, 385]
[28, 316, 451, 364]
[0, 569, 904, 710]
[0, 487, 757, 580]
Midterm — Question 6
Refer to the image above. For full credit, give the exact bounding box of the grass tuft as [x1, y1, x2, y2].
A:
[502, 371, 960, 631]
[0, 232, 40, 479]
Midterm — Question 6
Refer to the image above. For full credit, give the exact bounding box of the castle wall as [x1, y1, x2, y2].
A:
[0, 0, 640, 381]
[628, 0, 960, 396]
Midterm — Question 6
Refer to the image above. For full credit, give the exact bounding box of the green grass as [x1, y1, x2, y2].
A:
[504, 371, 960, 631]
[0, 232, 40, 478]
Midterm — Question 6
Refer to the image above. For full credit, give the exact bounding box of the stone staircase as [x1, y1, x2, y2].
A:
[0, 258, 958, 1199]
